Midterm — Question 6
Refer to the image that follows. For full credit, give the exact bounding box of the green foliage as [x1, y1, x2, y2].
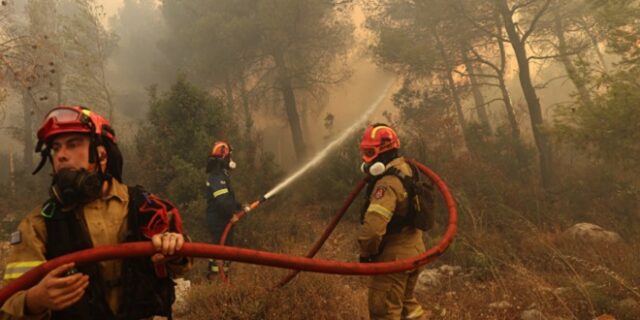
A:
[589, 0, 640, 70]
[555, 76, 640, 172]
[370, 0, 466, 76]
[135, 78, 230, 204]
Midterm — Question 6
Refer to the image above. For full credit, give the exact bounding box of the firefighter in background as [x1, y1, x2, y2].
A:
[1, 106, 191, 319]
[205, 141, 248, 279]
[358, 123, 434, 320]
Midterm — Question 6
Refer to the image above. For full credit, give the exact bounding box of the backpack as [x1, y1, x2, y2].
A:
[362, 162, 435, 232]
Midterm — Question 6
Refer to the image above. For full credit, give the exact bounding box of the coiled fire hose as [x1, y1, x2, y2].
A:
[215, 159, 456, 286]
[0, 159, 456, 305]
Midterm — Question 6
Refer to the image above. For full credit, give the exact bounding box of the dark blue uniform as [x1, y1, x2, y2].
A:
[206, 171, 241, 246]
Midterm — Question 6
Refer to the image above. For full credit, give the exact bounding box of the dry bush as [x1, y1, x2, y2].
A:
[180, 203, 368, 320]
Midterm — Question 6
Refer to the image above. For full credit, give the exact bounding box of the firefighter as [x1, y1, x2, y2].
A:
[358, 123, 428, 320]
[1, 106, 191, 319]
[205, 141, 247, 279]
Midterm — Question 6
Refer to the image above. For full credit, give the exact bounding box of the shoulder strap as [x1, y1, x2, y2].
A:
[43, 201, 115, 320]
[384, 165, 419, 233]
[385, 165, 417, 198]
[120, 185, 176, 320]
[126, 185, 147, 241]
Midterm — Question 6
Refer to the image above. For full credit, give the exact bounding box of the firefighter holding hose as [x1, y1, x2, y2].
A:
[358, 123, 435, 320]
[1, 106, 191, 319]
[205, 141, 249, 280]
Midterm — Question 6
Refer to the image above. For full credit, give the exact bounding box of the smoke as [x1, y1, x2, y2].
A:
[264, 78, 394, 199]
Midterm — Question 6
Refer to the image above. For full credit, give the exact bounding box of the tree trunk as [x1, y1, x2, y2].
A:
[238, 75, 256, 170]
[462, 47, 491, 130]
[496, 76, 518, 138]
[22, 91, 34, 170]
[300, 104, 313, 151]
[433, 32, 470, 151]
[239, 75, 253, 138]
[580, 18, 608, 73]
[224, 72, 234, 112]
[499, 0, 553, 189]
[56, 69, 63, 106]
[444, 70, 469, 145]
[553, 13, 593, 108]
[9, 148, 16, 197]
[275, 53, 307, 162]
[493, 13, 528, 172]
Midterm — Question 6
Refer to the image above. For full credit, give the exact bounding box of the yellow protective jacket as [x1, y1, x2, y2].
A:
[358, 157, 426, 262]
[0, 179, 192, 319]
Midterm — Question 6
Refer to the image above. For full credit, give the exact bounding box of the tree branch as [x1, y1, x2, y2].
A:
[511, 0, 537, 14]
[522, 0, 553, 43]
[451, 1, 511, 42]
[534, 74, 569, 89]
[452, 69, 499, 79]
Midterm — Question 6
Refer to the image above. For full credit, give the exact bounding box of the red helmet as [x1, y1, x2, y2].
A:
[359, 124, 400, 163]
[210, 141, 232, 159]
[37, 105, 116, 145]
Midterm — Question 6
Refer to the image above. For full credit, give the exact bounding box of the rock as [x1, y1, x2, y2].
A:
[172, 278, 191, 314]
[2, 213, 16, 223]
[489, 301, 513, 309]
[417, 269, 442, 288]
[415, 265, 462, 294]
[439, 264, 462, 276]
[563, 223, 622, 244]
[521, 309, 546, 320]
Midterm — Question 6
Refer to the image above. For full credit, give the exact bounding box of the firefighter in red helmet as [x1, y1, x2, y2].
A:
[1, 106, 191, 319]
[358, 123, 433, 320]
[205, 141, 247, 279]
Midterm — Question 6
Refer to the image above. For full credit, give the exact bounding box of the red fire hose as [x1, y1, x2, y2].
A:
[216, 178, 367, 284]
[216, 159, 455, 285]
[0, 160, 457, 305]
[215, 199, 262, 283]
[274, 177, 368, 288]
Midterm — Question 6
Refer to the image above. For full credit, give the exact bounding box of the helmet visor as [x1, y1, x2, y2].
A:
[361, 147, 378, 163]
[43, 107, 83, 124]
[38, 107, 92, 142]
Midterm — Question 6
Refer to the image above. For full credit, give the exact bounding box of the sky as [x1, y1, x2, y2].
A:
[101, 0, 125, 19]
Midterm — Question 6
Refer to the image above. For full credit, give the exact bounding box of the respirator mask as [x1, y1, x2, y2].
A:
[50, 168, 103, 208]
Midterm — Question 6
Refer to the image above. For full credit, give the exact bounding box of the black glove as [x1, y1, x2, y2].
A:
[359, 255, 375, 263]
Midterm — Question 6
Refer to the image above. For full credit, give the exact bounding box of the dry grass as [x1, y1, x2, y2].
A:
[178, 203, 369, 320]
[1, 169, 639, 319]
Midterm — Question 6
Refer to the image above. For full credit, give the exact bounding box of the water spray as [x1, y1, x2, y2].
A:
[216, 79, 395, 282]
[262, 78, 395, 201]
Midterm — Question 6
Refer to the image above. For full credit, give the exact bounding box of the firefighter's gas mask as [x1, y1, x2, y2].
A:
[50, 168, 103, 208]
[228, 158, 237, 170]
[360, 161, 387, 176]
